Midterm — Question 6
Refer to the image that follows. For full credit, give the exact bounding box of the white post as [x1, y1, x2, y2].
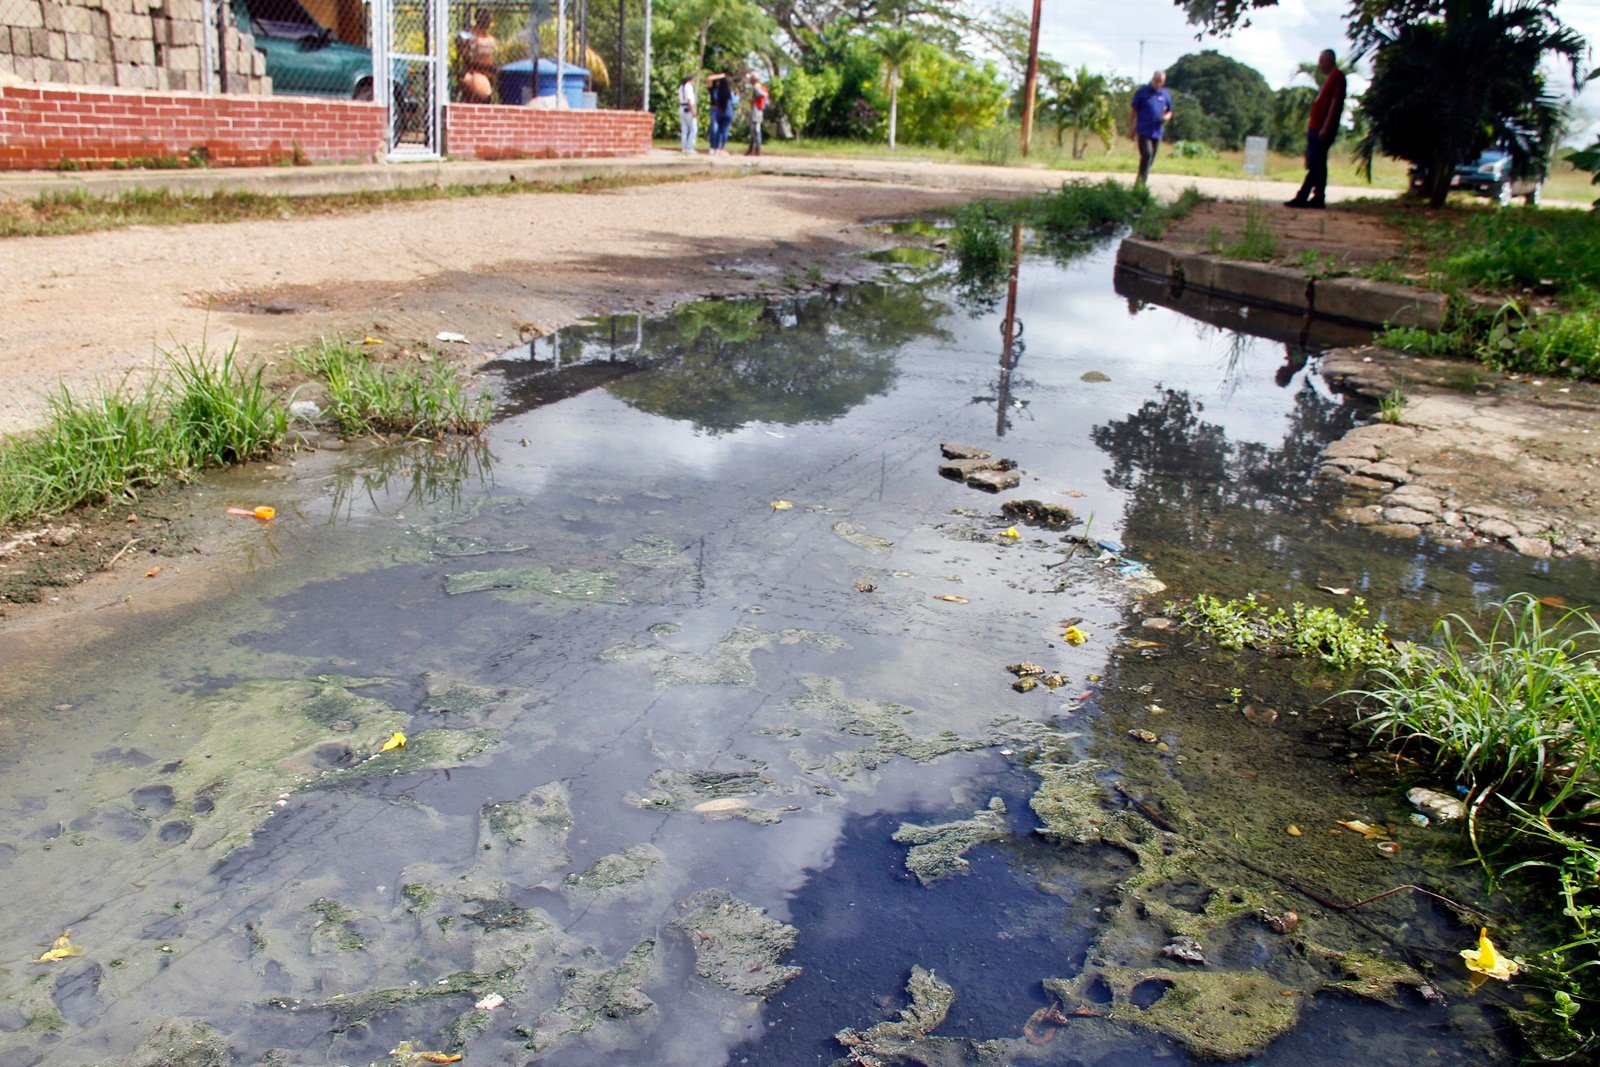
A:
[642, 0, 651, 112]
[556, 0, 567, 105]
[202, 0, 216, 94]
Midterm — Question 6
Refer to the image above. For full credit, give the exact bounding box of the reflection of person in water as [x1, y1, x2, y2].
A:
[1275, 345, 1308, 388]
[458, 10, 497, 104]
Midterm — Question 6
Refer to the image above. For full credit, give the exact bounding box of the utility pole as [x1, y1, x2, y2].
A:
[1019, 0, 1042, 155]
[1138, 39, 1144, 81]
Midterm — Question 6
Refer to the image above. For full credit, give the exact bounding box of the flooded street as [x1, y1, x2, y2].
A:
[4, 238, 1599, 1066]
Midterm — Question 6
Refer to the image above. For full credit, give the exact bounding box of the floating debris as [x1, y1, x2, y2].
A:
[832, 520, 895, 552]
[940, 443, 993, 460]
[1162, 935, 1206, 965]
[1007, 662, 1047, 677]
[1001, 499, 1080, 528]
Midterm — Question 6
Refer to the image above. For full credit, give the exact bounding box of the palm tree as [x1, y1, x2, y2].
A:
[875, 28, 919, 150]
[1355, 0, 1583, 207]
[1049, 66, 1117, 159]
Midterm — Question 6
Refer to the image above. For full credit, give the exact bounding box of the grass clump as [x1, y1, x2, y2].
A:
[1171, 592, 1403, 671]
[1222, 199, 1278, 261]
[1356, 593, 1600, 1056]
[0, 346, 290, 527]
[294, 340, 492, 438]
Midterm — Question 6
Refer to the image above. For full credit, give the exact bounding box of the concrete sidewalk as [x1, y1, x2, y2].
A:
[0, 148, 1384, 205]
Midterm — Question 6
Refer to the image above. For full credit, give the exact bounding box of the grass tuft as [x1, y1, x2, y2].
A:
[293, 340, 493, 438]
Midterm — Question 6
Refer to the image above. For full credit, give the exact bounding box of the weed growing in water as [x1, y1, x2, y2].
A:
[1355, 593, 1600, 1055]
[294, 340, 492, 438]
[1171, 592, 1403, 671]
[1378, 384, 1406, 424]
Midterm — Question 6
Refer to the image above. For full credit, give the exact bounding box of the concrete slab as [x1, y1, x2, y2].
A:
[1315, 277, 1447, 330]
[1115, 238, 1177, 278]
[1210, 259, 1311, 311]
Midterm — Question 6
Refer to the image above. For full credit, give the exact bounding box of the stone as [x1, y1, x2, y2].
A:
[1370, 522, 1423, 539]
[965, 468, 1021, 492]
[1360, 462, 1411, 484]
[1322, 439, 1381, 463]
[1334, 473, 1394, 492]
[1407, 787, 1464, 823]
[938, 456, 1010, 480]
[1382, 506, 1435, 526]
[1473, 517, 1519, 540]
[1508, 536, 1554, 559]
[940, 442, 991, 461]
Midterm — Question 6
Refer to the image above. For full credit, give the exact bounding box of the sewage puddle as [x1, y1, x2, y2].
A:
[2, 240, 1595, 1066]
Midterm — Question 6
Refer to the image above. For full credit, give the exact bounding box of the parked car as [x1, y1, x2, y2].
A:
[1410, 148, 1543, 206]
[230, 0, 379, 100]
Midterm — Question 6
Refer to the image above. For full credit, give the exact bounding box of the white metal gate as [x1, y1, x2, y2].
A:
[373, 0, 448, 160]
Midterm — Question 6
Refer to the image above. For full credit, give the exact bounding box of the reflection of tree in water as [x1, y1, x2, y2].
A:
[1090, 377, 1354, 557]
[603, 283, 952, 434]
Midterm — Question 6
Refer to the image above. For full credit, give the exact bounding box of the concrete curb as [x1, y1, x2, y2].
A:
[1116, 237, 1446, 331]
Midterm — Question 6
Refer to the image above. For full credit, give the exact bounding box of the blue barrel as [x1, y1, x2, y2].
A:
[496, 59, 591, 107]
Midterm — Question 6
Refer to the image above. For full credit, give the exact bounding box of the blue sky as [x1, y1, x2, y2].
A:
[1023, 0, 1600, 94]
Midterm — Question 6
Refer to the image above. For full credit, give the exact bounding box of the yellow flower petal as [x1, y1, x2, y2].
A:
[1000, 527, 1021, 540]
[770, 500, 793, 511]
[1062, 626, 1089, 645]
[37, 932, 84, 962]
[380, 731, 407, 752]
[1461, 928, 1519, 980]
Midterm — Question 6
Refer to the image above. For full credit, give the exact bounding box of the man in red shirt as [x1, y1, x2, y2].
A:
[1286, 50, 1346, 209]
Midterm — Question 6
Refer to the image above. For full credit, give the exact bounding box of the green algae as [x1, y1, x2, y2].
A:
[129, 1019, 230, 1067]
[620, 534, 687, 569]
[565, 844, 664, 891]
[328, 727, 499, 781]
[481, 781, 573, 871]
[638, 766, 789, 824]
[1048, 967, 1301, 1061]
[520, 940, 658, 1053]
[309, 897, 368, 953]
[444, 564, 625, 604]
[837, 964, 954, 1048]
[423, 533, 530, 558]
[419, 675, 506, 718]
[1028, 758, 1113, 845]
[832, 519, 895, 552]
[401, 882, 440, 914]
[673, 889, 801, 998]
[602, 625, 846, 687]
[308, 969, 493, 1031]
[893, 797, 1010, 885]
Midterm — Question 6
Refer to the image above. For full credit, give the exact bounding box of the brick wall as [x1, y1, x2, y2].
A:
[2, 0, 270, 94]
[0, 82, 384, 167]
[445, 105, 653, 160]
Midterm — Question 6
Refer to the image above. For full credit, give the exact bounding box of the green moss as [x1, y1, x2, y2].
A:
[444, 564, 624, 603]
[893, 798, 1009, 884]
[129, 1019, 229, 1067]
[1050, 967, 1300, 1061]
[620, 534, 687, 568]
[1028, 758, 1112, 844]
[837, 965, 955, 1050]
[521, 940, 658, 1052]
[673, 890, 800, 998]
[565, 845, 664, 891]
[310, 897, 367, 952]
[401, 882, 440, 914]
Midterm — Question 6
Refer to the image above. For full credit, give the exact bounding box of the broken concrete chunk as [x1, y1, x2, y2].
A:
[965, 468, 1022, 493]
[938, 456, 1016, 480]
[940, 443, 993, 460]
[673, 890, 800, 998]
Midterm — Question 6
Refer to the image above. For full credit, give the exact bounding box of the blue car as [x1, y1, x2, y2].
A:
[1449, 148, 1543, 207]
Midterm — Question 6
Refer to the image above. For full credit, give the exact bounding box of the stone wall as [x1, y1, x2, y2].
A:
[0, 0, 270, 94]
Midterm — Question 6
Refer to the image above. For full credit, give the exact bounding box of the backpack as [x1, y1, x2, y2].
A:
[753, 85, 769, 110]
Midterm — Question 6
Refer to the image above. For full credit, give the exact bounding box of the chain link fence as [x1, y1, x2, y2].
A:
[2, 0, 641, 105]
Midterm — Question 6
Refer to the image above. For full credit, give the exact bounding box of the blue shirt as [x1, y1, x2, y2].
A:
[1132, 84, 1172, 140]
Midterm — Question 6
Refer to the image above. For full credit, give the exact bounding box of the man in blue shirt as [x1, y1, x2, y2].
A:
[1129, 71, 1173, 188]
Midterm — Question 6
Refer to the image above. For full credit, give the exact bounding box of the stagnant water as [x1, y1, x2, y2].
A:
[3, 241, 1598, 1067]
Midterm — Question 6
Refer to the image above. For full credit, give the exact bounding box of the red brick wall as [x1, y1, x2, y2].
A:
[444, 105, 653, 160]
[0, 84, 386, 169]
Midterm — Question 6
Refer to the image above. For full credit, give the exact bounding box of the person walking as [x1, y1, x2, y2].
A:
[678, 73, 698, 153]
[707, 72, 734, 155]
[1286, 49, 1347, 209]
[1129, 70, 1173, 188]
[745, 75, 768, 156]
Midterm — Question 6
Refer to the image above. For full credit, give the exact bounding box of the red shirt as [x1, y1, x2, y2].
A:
[1308, 68, 1346, 134]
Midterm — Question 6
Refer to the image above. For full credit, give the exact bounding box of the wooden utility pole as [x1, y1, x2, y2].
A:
[1019, 0, 1042, 155]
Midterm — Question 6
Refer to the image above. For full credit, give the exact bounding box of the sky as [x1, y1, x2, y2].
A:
[1023, 0, 1600, 99]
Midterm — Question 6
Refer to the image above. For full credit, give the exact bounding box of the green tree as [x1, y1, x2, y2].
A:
[1271, 86, 1317, 154]
[876, 46, 1009, 148]
[1049, 66, 1119, 158]
[1164, 50, 1274, 148]
[1355, 0, 1583, 206]
[875, 27, 920, 149]
[1161, 87, 1225, 145]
